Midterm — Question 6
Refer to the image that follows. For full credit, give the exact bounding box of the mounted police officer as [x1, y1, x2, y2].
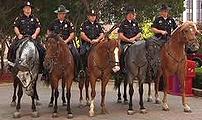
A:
[47, 5, 80, 80]
[151, 4, 177, 43]
[80, 9, 104, 71]
[151, 4, 177, 91]
[7, 1, 45, 75]
[118, 6, 141, 72]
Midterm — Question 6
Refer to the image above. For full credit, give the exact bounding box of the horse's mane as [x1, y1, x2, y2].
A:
[171, 21, 196, 36]
[47, 33, 63, 42]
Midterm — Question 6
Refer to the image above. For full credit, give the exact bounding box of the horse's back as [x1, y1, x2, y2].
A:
[125, 41, 147, 67]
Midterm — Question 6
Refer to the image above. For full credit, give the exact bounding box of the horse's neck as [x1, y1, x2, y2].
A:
[167, 33, 186, 57]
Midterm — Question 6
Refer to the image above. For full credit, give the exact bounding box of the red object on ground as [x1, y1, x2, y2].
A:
[167, 60, 196, 97]
[0, 72, 13, 84]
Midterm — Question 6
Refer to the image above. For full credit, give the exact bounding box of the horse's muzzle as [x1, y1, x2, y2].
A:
[112, 66, 120, 73]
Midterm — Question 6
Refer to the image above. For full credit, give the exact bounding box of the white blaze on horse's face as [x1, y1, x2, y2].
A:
[112, 47, 120, 73]
[17, 71, 31, 88]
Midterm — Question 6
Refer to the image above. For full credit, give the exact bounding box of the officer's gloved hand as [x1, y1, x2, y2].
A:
[32, 34, 37, 40]
[161, 31, 168, 35]
[18, 34, 23, 39]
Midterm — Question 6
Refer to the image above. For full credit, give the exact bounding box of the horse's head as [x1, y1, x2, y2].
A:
[44, 33, 62, 72]
[12, 39, 38, 96]
[105, 39, 121, 73]
[180, 21, 200, 51]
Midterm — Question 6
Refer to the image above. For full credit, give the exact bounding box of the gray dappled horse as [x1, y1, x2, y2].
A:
[124, 38, 164, 115]
[8, 37, 40, 118]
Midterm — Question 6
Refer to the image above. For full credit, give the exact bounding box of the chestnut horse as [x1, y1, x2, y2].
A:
[43, 33, 75, 118]
[88, 38, 121, 117]
[160, 21, 199, 112]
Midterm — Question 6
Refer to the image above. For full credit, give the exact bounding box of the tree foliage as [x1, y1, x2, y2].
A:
[0, 0, 185, 35]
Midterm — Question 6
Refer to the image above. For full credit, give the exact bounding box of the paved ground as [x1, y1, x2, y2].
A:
[0, 81, 202, 120]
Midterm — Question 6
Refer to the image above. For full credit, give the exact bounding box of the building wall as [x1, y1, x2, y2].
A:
[183, 0, 202, 23]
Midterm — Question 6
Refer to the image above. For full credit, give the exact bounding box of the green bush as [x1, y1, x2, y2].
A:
[140, 19, 154, 40]
[193, 68, 202, 89]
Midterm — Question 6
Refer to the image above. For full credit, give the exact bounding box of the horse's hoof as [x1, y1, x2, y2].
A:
[155, 99, 161, 104]
[13, 112, 21, 118]
[10, 101, 16, 107]
[140, 109, 147, 114]
[89, 110, 95, 117]
[32, 111, 39, 118]
[36, 100, 41, 106]
[52, 113, 58, 118]
[127, 110, 135, 115]
[184, 109, 192, 113]
[48, 103, 53, 107]
[162, 103, 169, 111]
[124, 100, 129, 105]
[184, 104, 192, 113]
[67, 113, 73, 119]
[101, 108, 109, 114]
[117, 99, 122, 103]
[147, 97, 153, 102]
[63, 103, 67, 106]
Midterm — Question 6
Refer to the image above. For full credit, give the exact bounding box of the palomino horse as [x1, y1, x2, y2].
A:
[8, 37, 40, 118]
[88, 38, 121, 117]
[43, 33, 75, 118]
[160, 21, 199, 112]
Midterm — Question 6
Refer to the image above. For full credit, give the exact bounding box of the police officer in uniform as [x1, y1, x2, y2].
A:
[151, 4, 177, 91]
[118, 7, 141, 72]
[7, 1, 45, 73]
[151, 4, 177, 43]
[80, 9, 104, 71]
[47, 5, 80, 80]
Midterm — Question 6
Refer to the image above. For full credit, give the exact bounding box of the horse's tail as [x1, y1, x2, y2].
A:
[113, 72, 124, 90]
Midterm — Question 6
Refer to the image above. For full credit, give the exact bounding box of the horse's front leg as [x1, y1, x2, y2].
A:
[147, 82, 153, 102]
[89, 75, 96, 117]
[66, 76, 73, 119]
[31, 95, 39, 118]
[48, 87, 54, 107]
[162, 71, 169, 111]
[100, 77, 109, 114]
[123, 78, 128, 103]
[178, 70, 192, 112]
[127, 74, 134, 115]
[13, 84, 23, 118]
[62, 79, 67, 106]
[85, 77, 90, 106]
[34, 81, 41, 106]
[52, 87, 59, 118]
[11, 78, 18, 107]
[139, 83, 147, 113]
[117, 82, 122, 103]
[79, 77, 84, 107]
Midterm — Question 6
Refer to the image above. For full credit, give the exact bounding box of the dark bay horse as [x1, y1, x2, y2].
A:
[88, 38, 121, 117]
[43, 33, 75, 118]
[8, 37, 40, 118]
[160, 21, 199, 112]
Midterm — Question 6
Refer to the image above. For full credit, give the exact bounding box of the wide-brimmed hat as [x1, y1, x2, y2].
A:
[125, 6, 136, 15]
[87, 9, 97, 16]
[21, 1, 33, 9]
[54, 5, 69, 13]
[159, 4, 171, 11]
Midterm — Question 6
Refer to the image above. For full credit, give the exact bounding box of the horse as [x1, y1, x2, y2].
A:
[7, 36, 40, 118]
[160, 21, 199, 112]
[114, 37, 164, 104]
[43, 33, 75, 118]
[88, 38, 121, 117]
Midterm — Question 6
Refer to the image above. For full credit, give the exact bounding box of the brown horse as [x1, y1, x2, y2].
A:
[44, 33, 75, 118]
[88, 38, 121, 117]
[160, 21, 199, 112]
